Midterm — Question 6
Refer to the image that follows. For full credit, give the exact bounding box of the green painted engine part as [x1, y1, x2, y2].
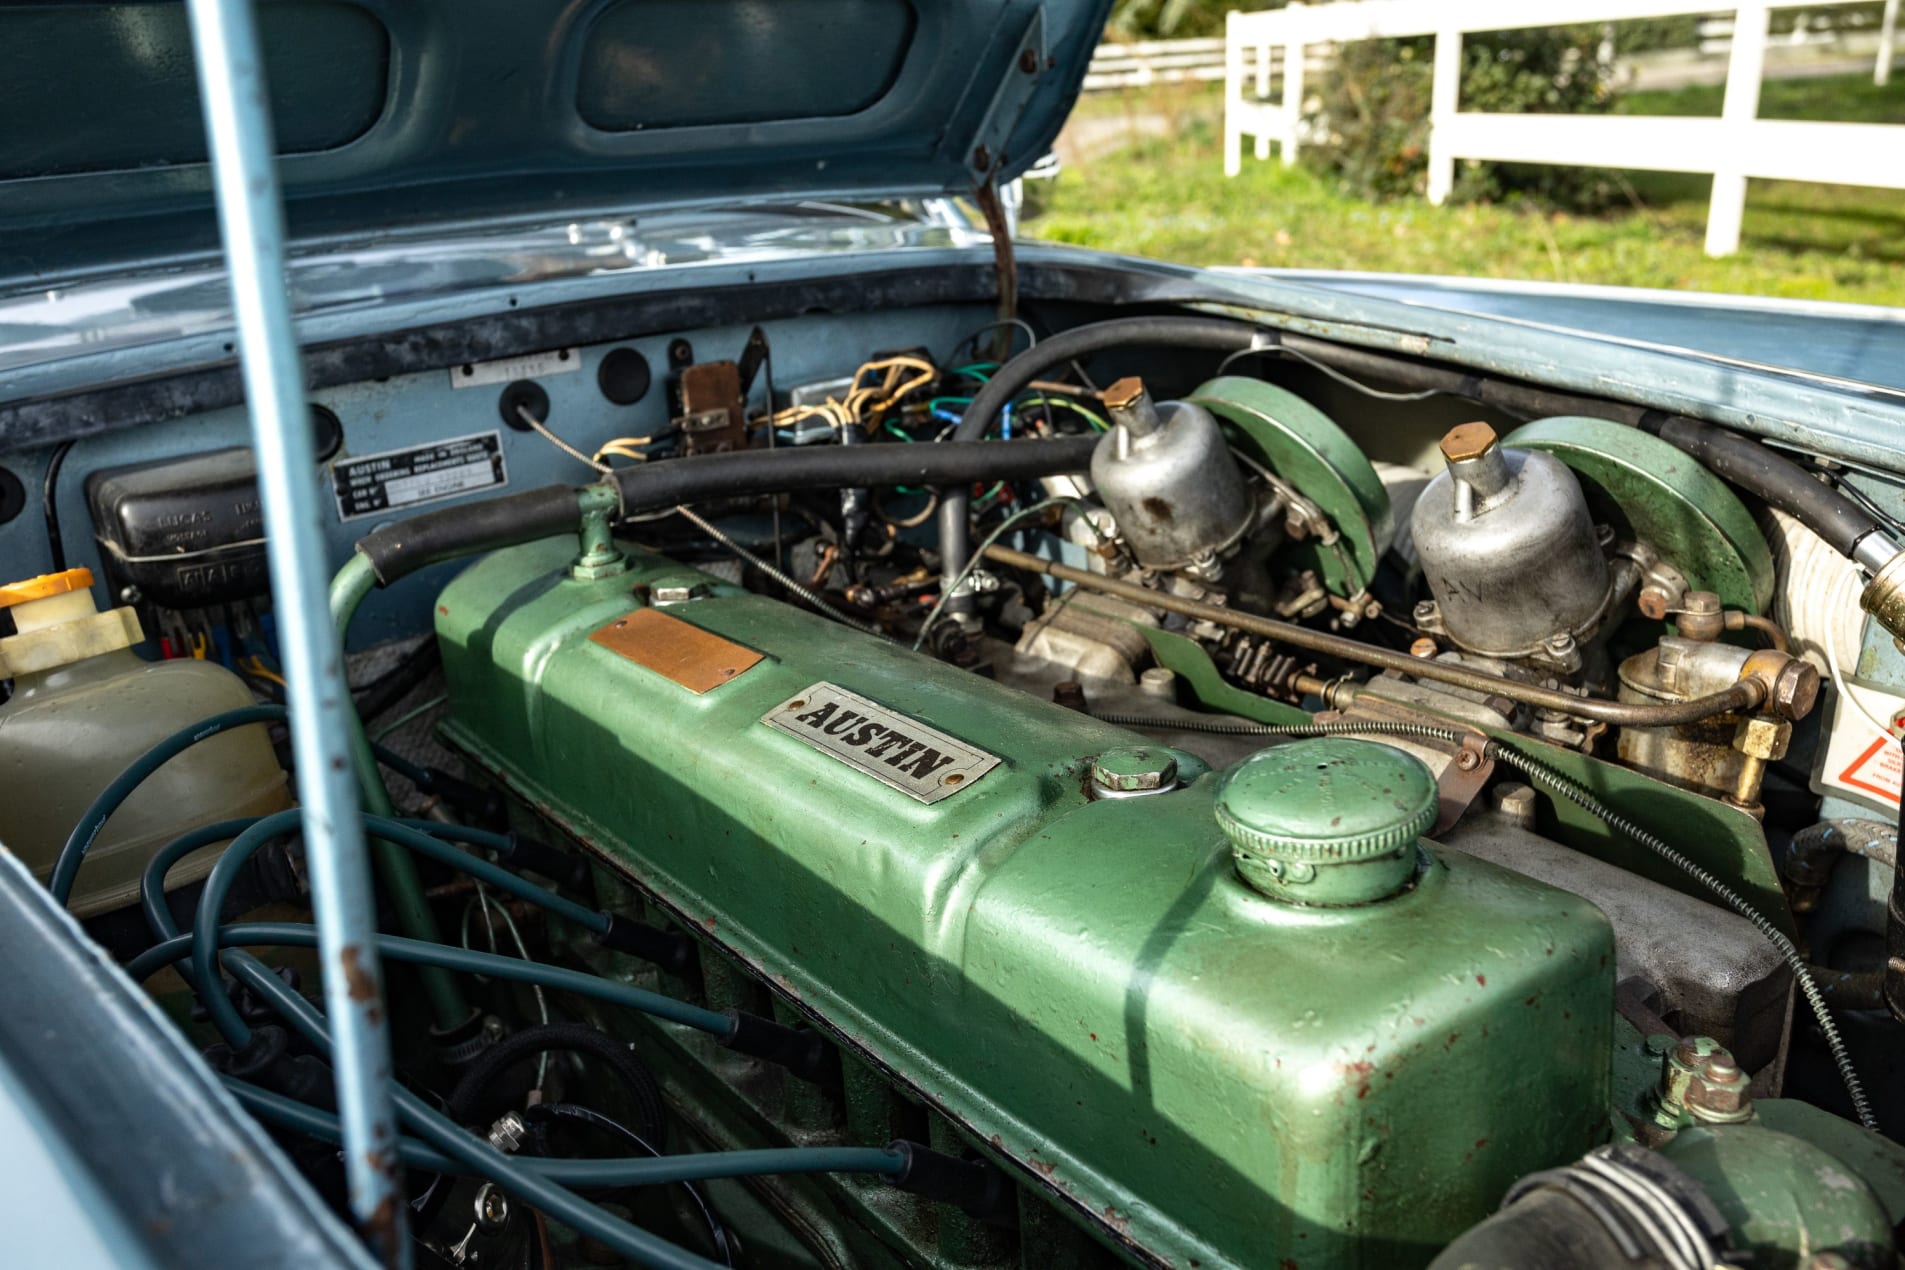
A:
[1189, 375, 1392, 597]
[1502, 417, 1775, 615]
[1662, 1120, 1897, 1268]
[1141, 631, 1794, 936]
[435, 537, 1615, 1269]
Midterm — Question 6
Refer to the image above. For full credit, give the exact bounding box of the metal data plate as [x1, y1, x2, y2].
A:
[761, 682, 1000, 804]
[589, 608, 762, 694]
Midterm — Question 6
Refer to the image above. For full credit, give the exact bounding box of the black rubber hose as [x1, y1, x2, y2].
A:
[42, 439, 75, 574]
[1425, 1187, 1641, 1270]
[937, 316, 1264, 613]
[352, 640, 443, 722]
[611, 435, 1097, 516]
[355, 438, 1097, 586]
[357, 483, 587, 585]
[1429, 1145, 1729, 1270]
[445, 1022, 665, 1142]
[1644, 415, 1880, 557]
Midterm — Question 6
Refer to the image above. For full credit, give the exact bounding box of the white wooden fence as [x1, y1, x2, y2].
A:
[1085, 37, 1334, 91]
[1224, 0, 1905, 256]
[1086, 38, 1228, 90]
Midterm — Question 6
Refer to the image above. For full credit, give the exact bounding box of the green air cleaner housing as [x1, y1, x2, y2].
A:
[1218, 738, 1439, 905]
[435, 538, 1616, 1269]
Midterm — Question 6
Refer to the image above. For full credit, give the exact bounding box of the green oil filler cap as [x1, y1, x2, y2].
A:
[1216, 737, 1438, 905]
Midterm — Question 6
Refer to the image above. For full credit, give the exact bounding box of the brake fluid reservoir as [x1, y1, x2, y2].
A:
[0, 569, 289, 916]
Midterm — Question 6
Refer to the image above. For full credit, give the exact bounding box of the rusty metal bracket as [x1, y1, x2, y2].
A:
[1317, 693, 1493, 834]
[1432, 732, 1496, 836]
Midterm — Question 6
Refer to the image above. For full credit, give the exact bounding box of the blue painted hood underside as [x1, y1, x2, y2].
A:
[0, 0, 1109, 285]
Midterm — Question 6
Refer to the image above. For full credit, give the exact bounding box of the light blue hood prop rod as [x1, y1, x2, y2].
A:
[183, 1, 409, 1263]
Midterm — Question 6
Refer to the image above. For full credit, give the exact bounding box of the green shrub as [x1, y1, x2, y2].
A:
[1302, 25, 1620, 209]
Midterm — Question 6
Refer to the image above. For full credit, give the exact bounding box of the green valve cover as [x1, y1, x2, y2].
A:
[435, 538, 1616, 1269]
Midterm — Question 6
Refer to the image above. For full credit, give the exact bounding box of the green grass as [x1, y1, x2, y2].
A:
[1026, 76, 1905, 304]
[1619, 72, 1905, 123]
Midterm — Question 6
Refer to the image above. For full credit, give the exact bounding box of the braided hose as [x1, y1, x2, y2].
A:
[1094, 713, 1878, 1130]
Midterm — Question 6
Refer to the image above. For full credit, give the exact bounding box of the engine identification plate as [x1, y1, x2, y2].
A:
[589, 608, 762, 694]
[761, 682, 1000, 804]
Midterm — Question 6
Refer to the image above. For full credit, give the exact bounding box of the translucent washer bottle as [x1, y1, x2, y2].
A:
[0, 569, 290, 916]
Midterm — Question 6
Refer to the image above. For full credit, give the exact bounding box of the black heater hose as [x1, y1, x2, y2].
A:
[930, 314, 1896, 618]
[355, 436, 1099, 586]
[936, 315, 1265, 615]
[1642, 415, 1885, 559]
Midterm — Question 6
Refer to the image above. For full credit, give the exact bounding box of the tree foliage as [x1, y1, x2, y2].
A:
[1301, 26, 1622, 208]
[1106, 0, 1290, 40]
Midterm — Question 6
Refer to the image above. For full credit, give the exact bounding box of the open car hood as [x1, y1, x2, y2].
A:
[0, 0, 1108, 286]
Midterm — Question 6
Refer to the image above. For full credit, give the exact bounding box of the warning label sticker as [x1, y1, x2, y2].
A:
[1816, 677, 1905, 812]
[333, 431, 508, 521]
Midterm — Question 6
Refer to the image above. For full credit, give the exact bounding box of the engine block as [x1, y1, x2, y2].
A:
[436, 537, 1615, 1268]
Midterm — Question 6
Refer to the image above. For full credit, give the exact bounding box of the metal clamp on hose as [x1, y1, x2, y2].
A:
[1430, 1144, 1730, 1270]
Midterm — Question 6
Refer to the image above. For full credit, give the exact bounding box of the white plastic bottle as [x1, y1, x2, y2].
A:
[0, 569, 290, 916]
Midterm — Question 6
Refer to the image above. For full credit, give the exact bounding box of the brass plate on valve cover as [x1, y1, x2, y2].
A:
[588, 607, 762, 693]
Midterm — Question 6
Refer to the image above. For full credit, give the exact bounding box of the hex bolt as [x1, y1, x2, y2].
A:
[1091, 747, 1180, 797]
[1677, 590, 1724, 641]
[1438, 422, 1499, 464]
[1544, 631, 1576, 656]
[1671, 1037, 1709, 1067]
[653, 582, 711, 605]
[486, 1110, 528, 1154]
[1440, 423, 1510, 499]
[1658, 1037, 1753, 1126]
[1702, 1053, 1741, 1081]
[1103, 377, 1163, 438]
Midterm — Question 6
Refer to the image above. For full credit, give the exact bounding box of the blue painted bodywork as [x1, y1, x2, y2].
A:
[4, 1, 1905, 1259]
[1253, 268, 1905, 394]
[0, 0, 1111, 280]
[4, 220, 1905, 644]
[0, 849, 370, 1268]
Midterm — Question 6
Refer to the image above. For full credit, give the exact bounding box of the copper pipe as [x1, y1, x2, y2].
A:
[984, 545, 1768, 728]
[1726, 611, 1791, 654]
